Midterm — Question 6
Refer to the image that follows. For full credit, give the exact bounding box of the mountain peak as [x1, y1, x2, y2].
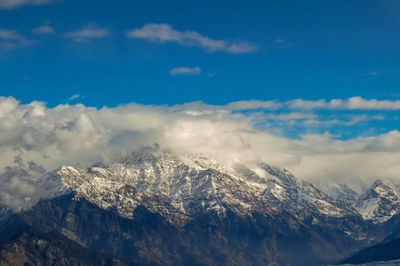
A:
[370, 179, 396, 191]
[364, 179, 398, 201]
[355, 179, 400, 223]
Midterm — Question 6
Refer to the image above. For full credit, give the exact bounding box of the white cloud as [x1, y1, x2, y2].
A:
[0, 0, 54, 9]
[126, 23, 258, 54]
[64, 24, 109, 42]
[33, 25, 55, 35]
[170, 66, 201, 76]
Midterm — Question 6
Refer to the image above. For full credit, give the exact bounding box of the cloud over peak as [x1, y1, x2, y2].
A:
[0, 94, 399, 211]
[126, 23, 259, 54]
[0, 95, 399, 192]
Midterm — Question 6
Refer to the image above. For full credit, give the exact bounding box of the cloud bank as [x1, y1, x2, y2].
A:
[0, 96, 399, 209]
[126, 23, 259, 54]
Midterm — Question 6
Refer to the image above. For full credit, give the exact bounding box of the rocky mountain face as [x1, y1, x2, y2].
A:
[0, 231, 130, 266]
[0, 194, 234, 266]
[340, 235, 400, 265]
[341, 212, 400, 265]
[1, 145, 400, 265]
[0, 207, 11, 227]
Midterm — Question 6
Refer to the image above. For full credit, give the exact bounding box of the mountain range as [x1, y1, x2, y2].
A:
[1, 145, 400, 265]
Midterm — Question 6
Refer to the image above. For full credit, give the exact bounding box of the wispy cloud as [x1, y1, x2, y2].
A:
[0, 0, 56, 9]
[287, 97, 400, 110]
[264, 112, 316, 121]
[67, 94, 82, 101]
[64, 24, 109, 42]
[33, 25, 55, 35]
[299, 114, 384, 127]
[169, 97, 400, 112]
[170, 66, 201, 76]
[0, 29, 35, 51]
[126, 23, 259, 54]
[224, 100, 282, 111]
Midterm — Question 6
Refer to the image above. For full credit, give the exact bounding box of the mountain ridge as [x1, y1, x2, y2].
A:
[1, 145, 400, 265]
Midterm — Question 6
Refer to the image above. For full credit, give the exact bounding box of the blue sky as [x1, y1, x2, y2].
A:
[1, 0, 400, 106]
[1, 0, 400, 142]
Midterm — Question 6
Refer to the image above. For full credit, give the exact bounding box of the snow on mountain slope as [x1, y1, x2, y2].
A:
[355, 180, 400, 223]
[235, 162, 359, 219]
[32, 145, 361, 227]
[330, 183, 359, 204]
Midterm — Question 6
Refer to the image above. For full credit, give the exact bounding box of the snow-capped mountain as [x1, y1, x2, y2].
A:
[2, 145, 400, 265]
[329, 180, 400, 224]
[39, 145, 362, 227]
[328, 179, 400, 224]
[355, 180, 400, 223]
